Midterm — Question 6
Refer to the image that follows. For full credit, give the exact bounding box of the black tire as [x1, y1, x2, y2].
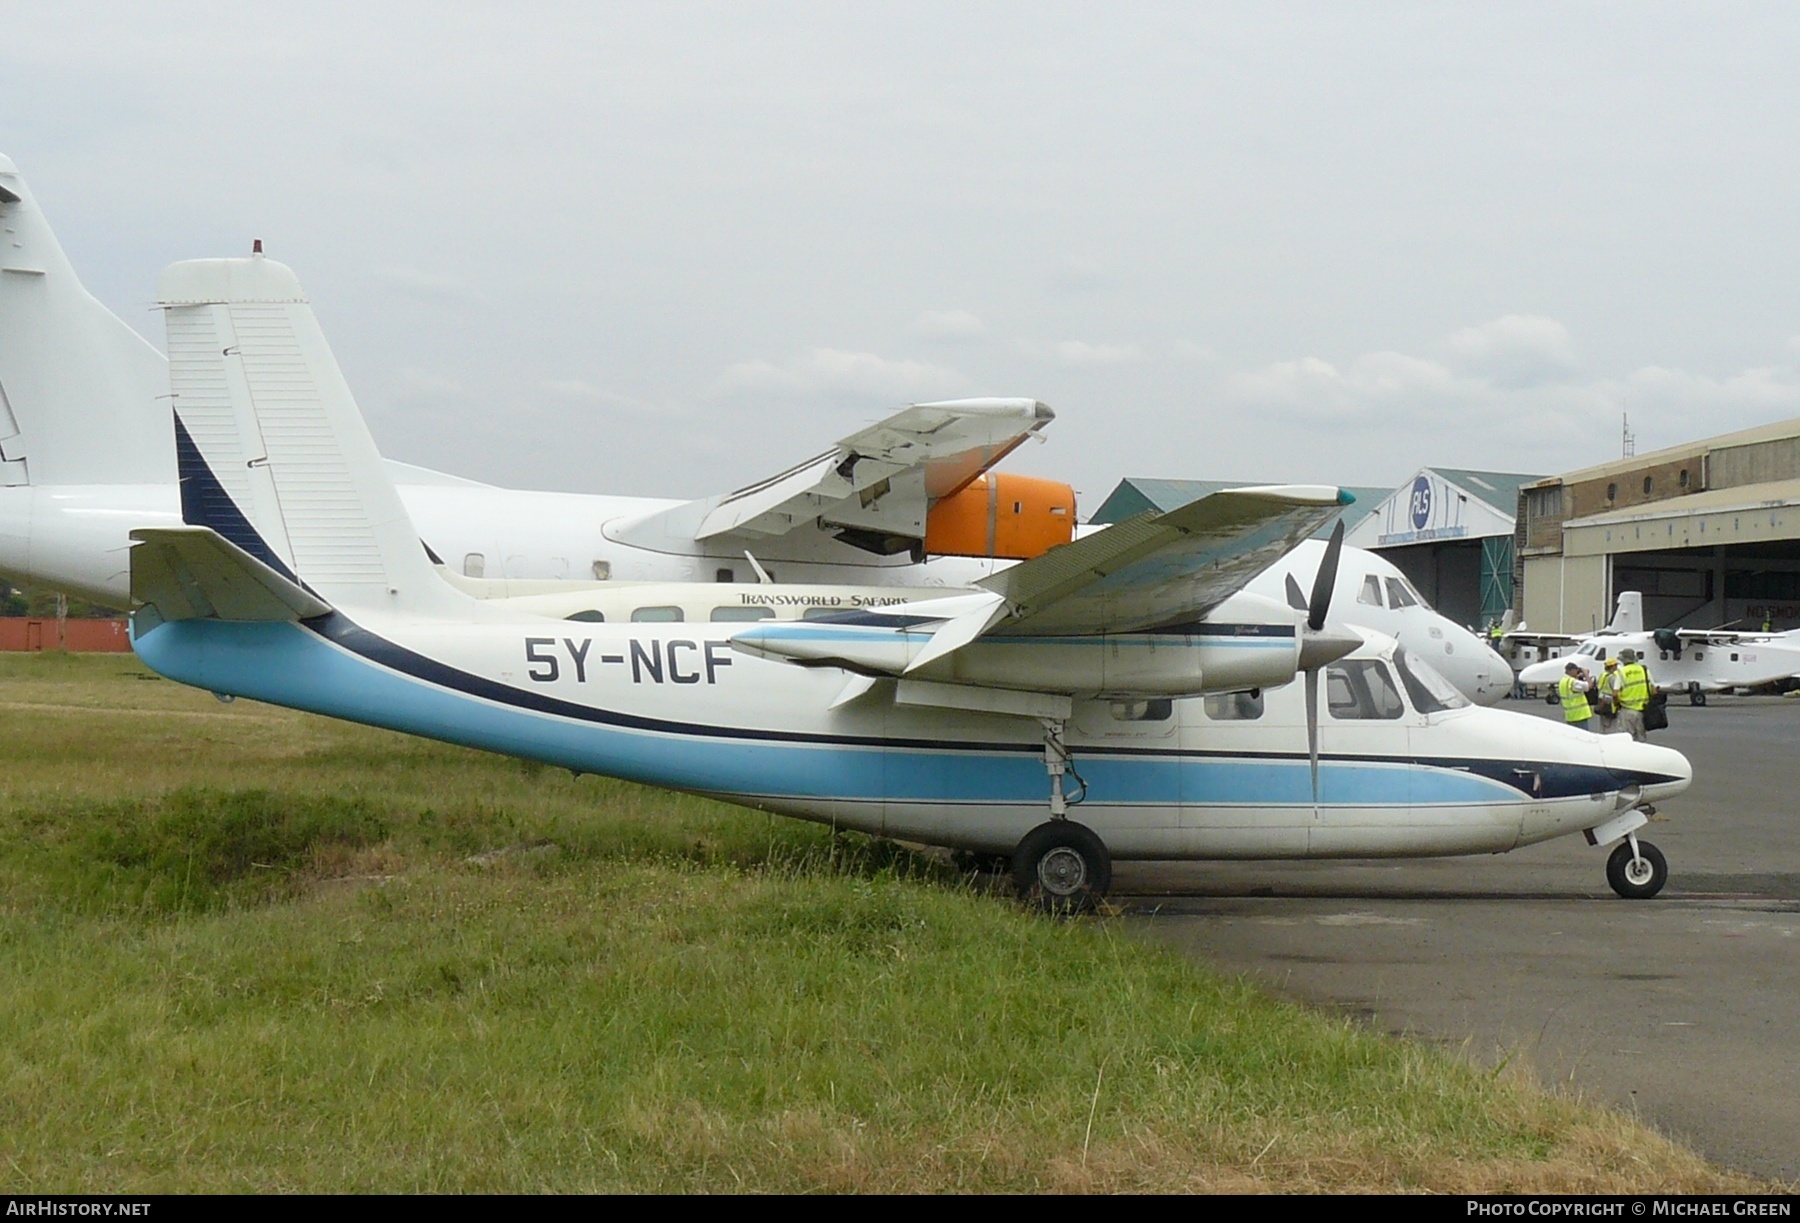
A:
[1545, 691, 1559, 706]
[1691, 688, 1707, 707]
[1012, 821, 1111, 913]
[1606, 839, 1668, 900]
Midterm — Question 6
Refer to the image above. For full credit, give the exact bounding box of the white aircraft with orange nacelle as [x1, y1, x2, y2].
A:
[0, 155, 1512, 707]
[123, 252, 1691, 906]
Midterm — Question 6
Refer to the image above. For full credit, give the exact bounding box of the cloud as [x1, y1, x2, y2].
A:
[1223, 323, 1800, 479]
[1056, 340, 1143, 368]
[535, 379, 674, 418]
[391, 365, 466, 398]
[1445, 314, 1576, 387]
[711, 347, 967, 400]
[372, 266, 474, 301]
[908, 309, 987, 343]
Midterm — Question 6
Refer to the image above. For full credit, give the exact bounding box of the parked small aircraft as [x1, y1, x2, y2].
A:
[1512, 593, 1800, 705]
[0, 155, 1512, 705]
[126, 253, 1691, 905]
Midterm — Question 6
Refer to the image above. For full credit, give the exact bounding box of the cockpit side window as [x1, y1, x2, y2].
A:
[1384, 577, 1418, 609]
[1358, 575, 1385, 607]
[1325, 659, 1406, 720]
[1394, 646, 1470, 714]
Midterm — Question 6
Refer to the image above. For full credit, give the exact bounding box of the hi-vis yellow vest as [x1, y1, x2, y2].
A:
[1559, 676, 1589, 722]
[1620, 664, 1651, 711]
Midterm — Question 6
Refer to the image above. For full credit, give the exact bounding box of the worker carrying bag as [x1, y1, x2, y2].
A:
[1643, 689, 1670, 732]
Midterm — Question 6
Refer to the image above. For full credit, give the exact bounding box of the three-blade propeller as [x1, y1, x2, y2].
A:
[1294, 521, 1359, 812]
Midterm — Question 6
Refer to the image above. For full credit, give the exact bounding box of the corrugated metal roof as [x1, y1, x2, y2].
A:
[1427, 468, 1542, 509]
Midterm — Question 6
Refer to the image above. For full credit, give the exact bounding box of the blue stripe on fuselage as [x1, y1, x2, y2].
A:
[129, 617, 1548, 809]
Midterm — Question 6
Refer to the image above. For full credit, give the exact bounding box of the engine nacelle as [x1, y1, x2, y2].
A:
[924, 473, 1075, 560]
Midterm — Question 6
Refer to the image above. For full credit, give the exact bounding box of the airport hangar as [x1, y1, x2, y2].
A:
[1518, 416, 1800, 634]
[1091, 471, 1535, 631]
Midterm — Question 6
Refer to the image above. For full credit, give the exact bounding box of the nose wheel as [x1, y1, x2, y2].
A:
[1606, 836, 1668, 899]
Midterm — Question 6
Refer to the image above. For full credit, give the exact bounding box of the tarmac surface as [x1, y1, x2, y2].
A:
[1113, 695, 1800, 1184]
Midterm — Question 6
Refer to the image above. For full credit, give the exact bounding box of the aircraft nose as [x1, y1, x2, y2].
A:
[1604, 738, 1693, 800]
[1470, 641, 1512, 706]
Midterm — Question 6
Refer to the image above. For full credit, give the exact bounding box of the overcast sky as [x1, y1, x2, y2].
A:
[7, 3, 1800, 508]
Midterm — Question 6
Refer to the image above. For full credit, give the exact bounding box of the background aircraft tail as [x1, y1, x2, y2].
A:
[0, 155, 171, 487]
[158, 253, 460, 614]
[1607, 590, 1644, 633]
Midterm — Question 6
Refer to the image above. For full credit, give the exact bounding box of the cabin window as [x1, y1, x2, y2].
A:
[710, 606, 774, 622]
[1111, 698, 1174, 722]
[1325, 660, 1405, 720]
[801, 606, 847, 621]
[463, 552, 485, 578]
[631, 606, 684, 622]
[1358, 575, 1384, 607]
[1384, 578, 1419, 609]
[591, 561, 611, 580]
[1202, 690, 1263, 721]
[1693, 651, 1704, 661]
[565, 610, 605, 623]
[715, 568, 735, 583]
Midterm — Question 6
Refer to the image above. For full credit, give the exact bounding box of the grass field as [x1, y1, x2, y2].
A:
[0, 653, 1762, 1192]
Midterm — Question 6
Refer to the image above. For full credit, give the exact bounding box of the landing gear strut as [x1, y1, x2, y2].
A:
[1606, 834, 1668, 899]
[1013, 719, 1109, 911]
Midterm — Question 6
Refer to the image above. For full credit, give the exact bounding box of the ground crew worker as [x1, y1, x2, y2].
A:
[1616, 648, 1655, 742]
[1558, 662, 1595, 731]
[1597, 657, 1624, 734]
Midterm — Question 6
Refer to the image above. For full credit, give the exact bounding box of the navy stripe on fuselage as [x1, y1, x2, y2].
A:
[299, 613, 1674, 799]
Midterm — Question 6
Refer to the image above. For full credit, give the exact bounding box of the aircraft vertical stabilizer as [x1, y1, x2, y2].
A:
[0, 155, 170, 487]
[157, 254, 459, 613]
[1608, 591, 1644, 634]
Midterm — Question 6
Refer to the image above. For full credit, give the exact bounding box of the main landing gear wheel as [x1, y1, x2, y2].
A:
[1690, 685, 1707, 707]
[1012, 821, 1111, 914]
[1606, 838, 1668, 899]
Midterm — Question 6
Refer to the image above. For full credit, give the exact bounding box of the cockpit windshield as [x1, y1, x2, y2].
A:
[1393, 646, 1472, 714]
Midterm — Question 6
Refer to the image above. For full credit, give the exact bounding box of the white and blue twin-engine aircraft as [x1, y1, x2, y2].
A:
[127, 254, 1693, 906]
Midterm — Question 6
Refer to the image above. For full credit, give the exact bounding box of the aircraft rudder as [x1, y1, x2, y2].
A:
[158, 252, 456, 613]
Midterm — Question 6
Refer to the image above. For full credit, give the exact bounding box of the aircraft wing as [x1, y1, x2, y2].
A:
[730, 485, 1349, 677]
[611, 398, 1052, 548]
[978, 484, 1352, 635]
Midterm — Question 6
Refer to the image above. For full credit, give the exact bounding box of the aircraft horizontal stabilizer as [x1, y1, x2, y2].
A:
[129, 525, 332, 623]
[980, 484, 1352, 635]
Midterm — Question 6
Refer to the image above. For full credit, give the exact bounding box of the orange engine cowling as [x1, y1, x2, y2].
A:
[924, 473, 1076, 560]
